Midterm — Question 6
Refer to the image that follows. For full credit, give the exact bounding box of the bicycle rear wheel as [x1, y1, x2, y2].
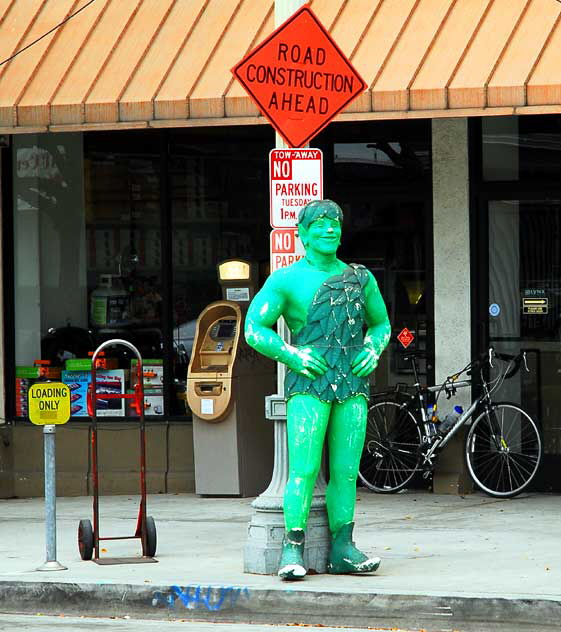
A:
[358, 400, 423, 493]
[465, 402, 542, 498]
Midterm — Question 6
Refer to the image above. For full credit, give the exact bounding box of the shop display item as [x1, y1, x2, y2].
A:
[62, 369, 126, 417]
[127, 389, 163, 417]
[65, 356, 118, 371]
[90, 274, 131, 328]
[131, 359, 164, 389]
[16, 364, 61, 380]
[127, 389, 164, 417]
[15, 378, 31, 417]
[16, 363, 62, 417]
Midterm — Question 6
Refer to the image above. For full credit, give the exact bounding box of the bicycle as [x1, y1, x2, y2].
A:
[358, 349, 543, 498]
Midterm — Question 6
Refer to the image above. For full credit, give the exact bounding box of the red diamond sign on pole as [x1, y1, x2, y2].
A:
[397, 327, 415, 349]
[231, 6, 366, 148]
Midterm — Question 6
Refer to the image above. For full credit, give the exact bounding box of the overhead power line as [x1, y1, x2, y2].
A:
[0, 0, 96, 69]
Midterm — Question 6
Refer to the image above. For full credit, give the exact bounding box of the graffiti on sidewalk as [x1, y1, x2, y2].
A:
[152, 584, 250, 612]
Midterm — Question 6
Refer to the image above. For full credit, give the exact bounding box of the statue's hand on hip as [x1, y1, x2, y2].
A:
[351, 346, 380, 377]
[285, 345, 328, 380]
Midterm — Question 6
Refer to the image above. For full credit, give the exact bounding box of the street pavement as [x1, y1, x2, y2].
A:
[0, 614, 430, 632]
[0, 490, 560, 630]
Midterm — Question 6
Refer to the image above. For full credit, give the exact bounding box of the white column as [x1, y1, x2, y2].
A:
[432, 117, 472, 494]
[275, 0, 305, 23]
[432, 118, 471, 409]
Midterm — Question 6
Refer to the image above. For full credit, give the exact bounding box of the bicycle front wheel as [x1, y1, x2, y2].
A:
[358, 400, 423, 493]
[465, 403, 542, 498]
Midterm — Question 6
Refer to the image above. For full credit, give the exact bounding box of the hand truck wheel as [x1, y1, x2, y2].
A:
[78, 519, 94, 560]
[143, 515, 157, 557]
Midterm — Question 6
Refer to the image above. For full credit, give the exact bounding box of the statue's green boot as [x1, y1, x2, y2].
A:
[278, 528, 306, 581]
[327, 522, 381, 574]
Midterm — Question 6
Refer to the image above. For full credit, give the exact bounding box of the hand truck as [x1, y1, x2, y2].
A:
[77, 339, 158, 564]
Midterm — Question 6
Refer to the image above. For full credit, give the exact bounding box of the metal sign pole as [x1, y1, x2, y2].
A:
[244, 0, 329, 575]
[274, 0, 307, 395]
[37, 424, 67, 571]
[28, 381, 71, 572]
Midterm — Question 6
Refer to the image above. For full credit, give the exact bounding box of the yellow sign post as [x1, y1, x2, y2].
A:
[28, 382, 71, 426]
[29, 381, 71, 571]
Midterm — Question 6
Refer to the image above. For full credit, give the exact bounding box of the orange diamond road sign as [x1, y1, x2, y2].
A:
[231, 6, 366, 148]
[397, 327, 415, 349]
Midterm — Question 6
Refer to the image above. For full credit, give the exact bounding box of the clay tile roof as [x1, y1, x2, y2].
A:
[1, 0, 561, 134]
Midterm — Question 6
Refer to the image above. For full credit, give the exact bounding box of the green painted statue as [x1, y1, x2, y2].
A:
[245, 200, 391, 580]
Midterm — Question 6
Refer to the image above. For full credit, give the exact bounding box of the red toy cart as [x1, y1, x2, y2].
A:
[77, 339, 157, 564]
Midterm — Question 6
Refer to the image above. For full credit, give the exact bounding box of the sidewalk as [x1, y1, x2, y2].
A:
[1, 490, 560, 630]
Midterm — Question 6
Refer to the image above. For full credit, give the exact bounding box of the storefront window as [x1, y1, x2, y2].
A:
[10, 127, 272, 421]
[478, 115, 561, 489]
[13, 133, 91, 417]
[84, 132, 163, 418]
[169, 128, 271, 416]
[327, 120, 433, 390]
[482, 114, 561, 182]
[85, 133, 162, 355]
[11, 122, 428, 420]
[487, 199, 561, 463]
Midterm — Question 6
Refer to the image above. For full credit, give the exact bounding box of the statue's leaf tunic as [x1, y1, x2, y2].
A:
[285, 264, 370, 403]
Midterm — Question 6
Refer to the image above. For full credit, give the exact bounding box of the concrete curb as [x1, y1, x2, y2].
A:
[1, 580, 560, 629]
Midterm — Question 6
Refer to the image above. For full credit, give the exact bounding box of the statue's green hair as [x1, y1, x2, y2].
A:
[298, 199, 343, 230]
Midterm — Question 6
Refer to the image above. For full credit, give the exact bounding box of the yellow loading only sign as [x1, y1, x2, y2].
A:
[28, 382, 71, 425]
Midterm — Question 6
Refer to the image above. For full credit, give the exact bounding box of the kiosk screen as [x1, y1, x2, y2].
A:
[212, 320, 236, 340]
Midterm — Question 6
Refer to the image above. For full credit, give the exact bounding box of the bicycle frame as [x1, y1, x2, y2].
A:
[407, 356, 474, 456]
[424, 388, 480, 462]
[411, 352, 515, 464]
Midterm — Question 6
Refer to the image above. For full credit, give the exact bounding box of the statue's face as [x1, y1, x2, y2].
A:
[302, 216, 341, 255]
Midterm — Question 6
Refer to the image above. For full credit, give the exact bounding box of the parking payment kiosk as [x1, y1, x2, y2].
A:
[187, 260, 275, 496]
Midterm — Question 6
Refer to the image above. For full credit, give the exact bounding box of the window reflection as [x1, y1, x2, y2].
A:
[170, 129, 271, 416]
[332, 131, 432, 390]
[483, 114, 561, 182]
[334, 141, 430, 183]
[85, 136, 163, 362]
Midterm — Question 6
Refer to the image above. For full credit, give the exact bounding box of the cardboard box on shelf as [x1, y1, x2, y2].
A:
[16, 366, 62, 380]
[126, 389, 164, 417]
[62, 369, 126, 417]
[65, 357, 118, 371]
[15, 377, 32, 417]
[130, 359, 164, 390]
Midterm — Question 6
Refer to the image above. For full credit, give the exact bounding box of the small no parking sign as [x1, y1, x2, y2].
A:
[270, 148, 323, 228]
[270, 228, 306, 272]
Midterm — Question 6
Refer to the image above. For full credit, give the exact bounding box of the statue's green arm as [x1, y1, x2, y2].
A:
[244, 271, 327, 379]
[351, 271, 391, 377]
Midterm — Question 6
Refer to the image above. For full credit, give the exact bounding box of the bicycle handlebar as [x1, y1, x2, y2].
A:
[472, 348, 529, 381]
[396, 349, 528, 400]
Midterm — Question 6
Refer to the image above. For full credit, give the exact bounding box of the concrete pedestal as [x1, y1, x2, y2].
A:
[244, 396, 330, 575]
[244, 506, 329, 574]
